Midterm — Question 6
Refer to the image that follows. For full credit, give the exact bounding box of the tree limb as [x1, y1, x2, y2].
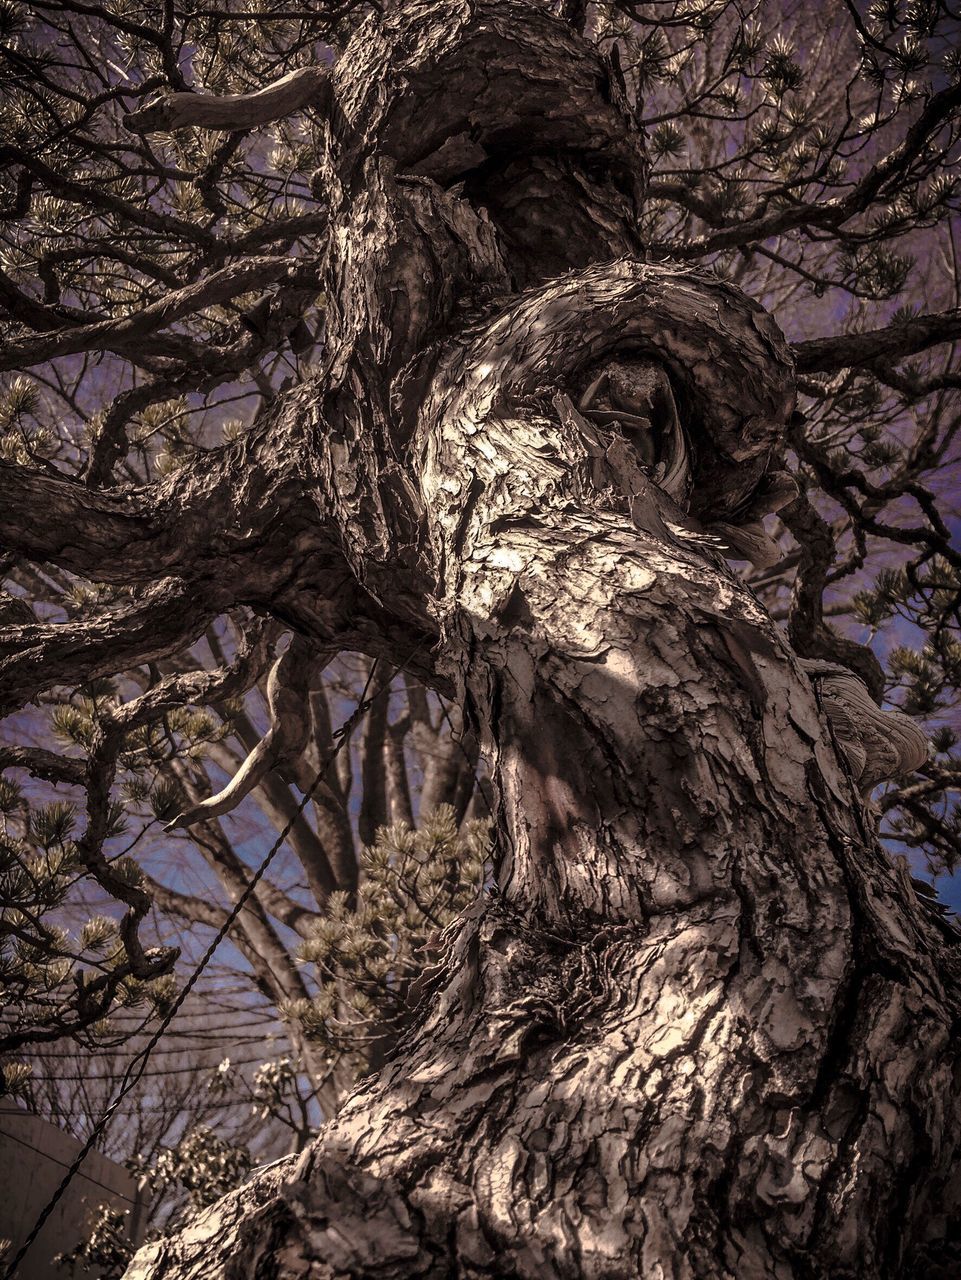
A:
[792, 309, 961, 374]
[204, 735, 341, 906]
[166, 636, 332, 831]
[2, 621, 283, 1047]
[123, 66, 330, 134]
[0, 264, 98, 330]
[650, 80, 961, 260]
[0, 462, 181, 582]
[0, 257, 319, 372]
[0, 580, 222, 716]
[0, 744, 86, 787]
[82, 380, 177, 488]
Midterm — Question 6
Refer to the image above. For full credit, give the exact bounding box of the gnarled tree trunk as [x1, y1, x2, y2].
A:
[84, 2, 961, 1276]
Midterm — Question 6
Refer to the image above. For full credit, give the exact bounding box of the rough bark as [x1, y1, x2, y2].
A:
[5, 2, 958, 1277]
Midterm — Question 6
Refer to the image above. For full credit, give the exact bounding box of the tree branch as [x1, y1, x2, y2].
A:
[3, 622, 283, 1046]
[122, 66, 330, 133]
[0, 257, 319, 372]
[166, 636, 332, 832]
[82, 380, 177, 488]
[649, 80, 961, 260]
[0, 462, 179, 582]
[780, 489, 885, 699]
[204, 731, 341, 907]
[0, 744, 86, 787]
[792, 309, 961, 374]
[0, 580, 222, 716]
[0, 265, 98, 330]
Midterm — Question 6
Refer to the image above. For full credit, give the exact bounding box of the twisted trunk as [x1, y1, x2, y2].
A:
[18, 2, 955, 1276]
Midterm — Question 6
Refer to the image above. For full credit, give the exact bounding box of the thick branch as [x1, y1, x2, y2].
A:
[0, 581, 222, 717]
[0, 462, 184, 582]
[123, 66, 330, 133]
[792, 309, 961, 374]
[166, 637, 332, 833]
[0, 744, 86, 787]
[0, 257, 319, 372]
[0, 380, 332, 591]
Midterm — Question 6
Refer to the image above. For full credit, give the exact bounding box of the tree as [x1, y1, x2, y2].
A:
[2, 0, 961, 1276]
[0, 0, 486, 1106]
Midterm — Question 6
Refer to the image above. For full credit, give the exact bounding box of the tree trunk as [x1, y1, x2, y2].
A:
[85, 2, 961, 1276]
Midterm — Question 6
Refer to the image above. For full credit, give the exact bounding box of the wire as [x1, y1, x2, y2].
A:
[0, 1127, 141, 1204]
[437, 701, 494, 822]
[20, 1057, 284, 1083]
[2, 656, 392, 1280]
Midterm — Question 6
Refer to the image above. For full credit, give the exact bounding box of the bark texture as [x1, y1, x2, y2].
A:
[17, 2, 956, 1276]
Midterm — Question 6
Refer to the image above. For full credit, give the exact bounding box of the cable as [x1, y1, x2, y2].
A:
[437, 700, 494, 822]
[0, 1128, 141, 1204]
[2, 656, 391, 1280]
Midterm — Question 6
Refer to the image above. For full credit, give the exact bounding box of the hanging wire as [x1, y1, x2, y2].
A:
[3, 654, 394, 1280]
[438, 700, 494, 822]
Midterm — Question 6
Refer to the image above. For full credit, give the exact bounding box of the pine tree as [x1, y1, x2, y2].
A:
[1, 1, 960, 1275]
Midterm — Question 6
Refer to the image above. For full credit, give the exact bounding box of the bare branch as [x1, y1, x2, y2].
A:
[166, 636, 332, 831]
[110, 616, 276, 734]
[792, 309, 961, 374]
[123, 66, 330, 134]
[0, 745, 86, 787]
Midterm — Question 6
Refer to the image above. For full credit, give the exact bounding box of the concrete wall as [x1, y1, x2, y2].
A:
[0, 1106, 148, 1279]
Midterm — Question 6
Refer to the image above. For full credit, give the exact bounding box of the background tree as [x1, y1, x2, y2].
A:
[1, 0, 960, 1277]
[2, 646, 488, 1261]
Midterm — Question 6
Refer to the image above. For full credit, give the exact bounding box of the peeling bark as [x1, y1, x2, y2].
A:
[8, 2, 954, 1276]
